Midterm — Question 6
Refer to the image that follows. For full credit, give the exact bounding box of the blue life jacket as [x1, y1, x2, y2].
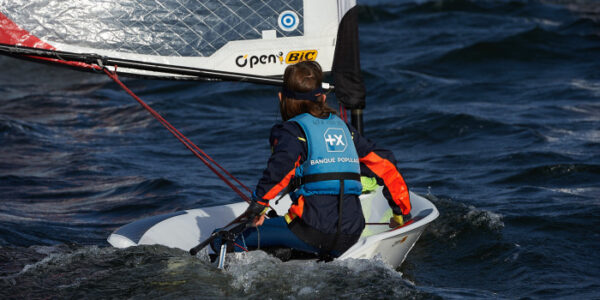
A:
[290, 113, 362, 196]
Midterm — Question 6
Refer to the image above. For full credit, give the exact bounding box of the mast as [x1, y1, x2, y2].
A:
[350, 109, 363, 135]
[332, 4, 366, 135]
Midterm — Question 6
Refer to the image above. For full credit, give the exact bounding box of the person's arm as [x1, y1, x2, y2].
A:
[348, 125, 412, 224]
[253, 122, 306, 205]
[245, 122, 306, 226]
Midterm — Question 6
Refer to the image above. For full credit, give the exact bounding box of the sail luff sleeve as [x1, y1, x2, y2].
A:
[332, 5, 366, 110]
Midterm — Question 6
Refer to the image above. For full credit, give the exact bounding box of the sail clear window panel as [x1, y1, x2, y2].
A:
[1, 0, 303, 57]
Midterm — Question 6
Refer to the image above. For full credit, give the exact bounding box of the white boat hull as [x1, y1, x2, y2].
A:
[108, 186, 438, 267]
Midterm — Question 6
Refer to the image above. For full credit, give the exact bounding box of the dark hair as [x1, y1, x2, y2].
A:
[279, 61, 337, 121]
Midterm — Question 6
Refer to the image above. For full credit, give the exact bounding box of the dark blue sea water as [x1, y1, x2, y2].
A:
[1, 0, 599, 298]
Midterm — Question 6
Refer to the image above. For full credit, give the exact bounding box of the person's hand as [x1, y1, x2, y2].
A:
[245, 201, 268, 227]
[389, 214, 405, 228]
[253, 214, 266, 227]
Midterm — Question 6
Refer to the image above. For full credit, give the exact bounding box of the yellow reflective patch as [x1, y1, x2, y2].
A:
[361, 176, 378, 193]
[284, 213, 293, 224]
[297, 137, 306, 142]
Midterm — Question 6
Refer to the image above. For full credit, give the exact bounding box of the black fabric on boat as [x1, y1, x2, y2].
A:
[332, 6, 365, 110]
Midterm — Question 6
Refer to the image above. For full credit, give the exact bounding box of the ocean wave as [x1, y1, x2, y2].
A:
[421, 194, 504, 242]
[402, 0, 528, 14]
[0, 176, 174, 213]
[0, 117, 43, 138]
[494, 163, 600, 185]
[225, 251, 430, 299]
[571, 79, 600, 96]
[357, 3, 405, 23]
[561, 0, 600, 22]
[544, 186, 600, 198]
[434, 27, 572, 65]
[0, 244, 439, 299]
[0, 245, 225, 299]
[542, 128, 600, 152]
[369, 110, 534, 146]
[490, 150, 575, 166]
[559, 16, 600, 37]
[0, 176, 177, 245]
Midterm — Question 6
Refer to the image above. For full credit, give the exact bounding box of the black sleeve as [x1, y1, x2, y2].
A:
[254, 122, 307, 202]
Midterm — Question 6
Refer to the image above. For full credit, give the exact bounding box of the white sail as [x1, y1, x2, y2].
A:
[0, 0, 358, 78]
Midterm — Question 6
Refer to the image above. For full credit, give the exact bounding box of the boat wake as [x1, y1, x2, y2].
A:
[225, 251, 423, 298]
[0, 244, 439, 299]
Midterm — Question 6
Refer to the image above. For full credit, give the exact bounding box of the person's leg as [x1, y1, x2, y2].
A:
[236, 217, 320, 254]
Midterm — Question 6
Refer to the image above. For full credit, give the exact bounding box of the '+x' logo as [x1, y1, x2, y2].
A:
[324, 128, 348, 152]
[325, 134, 345, 146]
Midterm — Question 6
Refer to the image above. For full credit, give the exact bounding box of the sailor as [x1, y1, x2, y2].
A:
[217, 61, 411, 258]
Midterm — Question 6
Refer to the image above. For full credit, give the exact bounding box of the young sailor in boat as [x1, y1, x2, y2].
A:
[213, 61, 411, 258]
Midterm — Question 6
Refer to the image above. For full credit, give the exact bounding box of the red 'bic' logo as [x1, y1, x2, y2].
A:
[324, 128, 347, 152]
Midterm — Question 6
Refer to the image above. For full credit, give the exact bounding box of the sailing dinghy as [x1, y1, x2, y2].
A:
[1, 0, 439, 267]
[108, 187, 438, 267]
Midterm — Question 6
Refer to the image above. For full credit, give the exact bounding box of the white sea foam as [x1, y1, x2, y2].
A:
[465, 205, 505, 230]
[542, 127, 600, 154]
[504, 244, 522, 263]
[422, 190, 505, 239]
[223, 250, 414, 298]
[19, 246, 107, 275]
[543, 187, 600, 200]
[571, 79, 600, 96]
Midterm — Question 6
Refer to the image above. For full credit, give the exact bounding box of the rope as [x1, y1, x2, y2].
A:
[103, 66, 251, 203]
[234, 243, 249, 252]
[339, 103, 348, 122]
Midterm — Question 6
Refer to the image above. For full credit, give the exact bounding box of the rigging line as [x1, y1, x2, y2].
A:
[234, 242, 249, 252]
[102, 66, 251, 202]
[145, 102, 252, 195]
[104, 67, 251, 200]
[148, 108, 251, 195]
[339, 102, 348, 122]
